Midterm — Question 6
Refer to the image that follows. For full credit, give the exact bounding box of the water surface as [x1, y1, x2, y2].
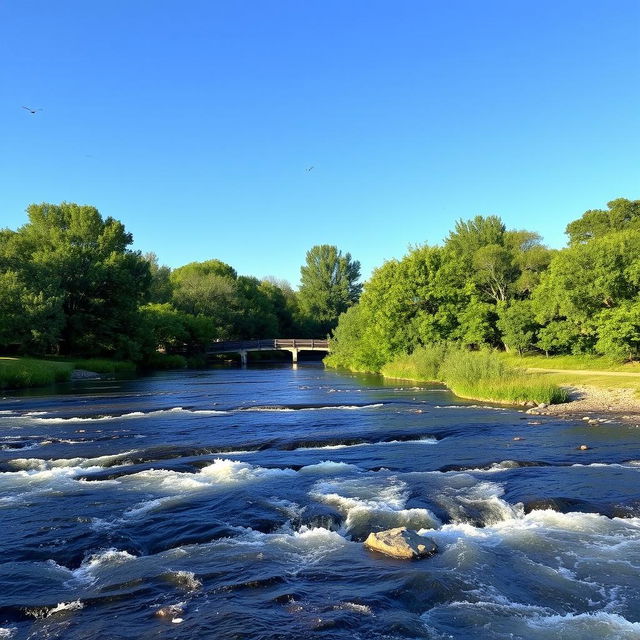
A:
[1, 365, 639, 639]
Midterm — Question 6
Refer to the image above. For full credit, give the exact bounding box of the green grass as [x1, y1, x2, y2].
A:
[500, 352, 638, 372]
[45, 356, 137, 374]
[0, 357, 73, 389]
[382, 345, 568, 405]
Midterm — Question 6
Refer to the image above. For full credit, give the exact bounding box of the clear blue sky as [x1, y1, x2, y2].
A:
[1, 1, 638, 285]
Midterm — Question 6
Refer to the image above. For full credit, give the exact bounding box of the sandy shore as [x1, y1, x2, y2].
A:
[529, 385, 640, 424]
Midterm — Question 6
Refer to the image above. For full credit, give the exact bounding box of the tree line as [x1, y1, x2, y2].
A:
[327, 198, 640, 371]
[3, 198, 638, 368]
[0, 203, 361, 364]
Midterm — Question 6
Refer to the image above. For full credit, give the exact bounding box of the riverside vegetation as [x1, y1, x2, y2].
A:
[326, 198, 640, 404]
[3, 198, 640, 401]
[0, 203, 361, 387]
[380, 345, 568, 405]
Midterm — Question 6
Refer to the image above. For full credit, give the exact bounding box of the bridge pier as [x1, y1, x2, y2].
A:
[291, 348, 298, 364]
[239, 350, 248, 366]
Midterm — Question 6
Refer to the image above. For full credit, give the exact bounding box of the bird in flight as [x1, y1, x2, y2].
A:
[22, 106, 42, 114]
[307, 166, 314, 172]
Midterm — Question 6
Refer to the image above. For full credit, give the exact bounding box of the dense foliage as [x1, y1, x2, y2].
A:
[327, 198, 640, 372]
[0, 203, 360, 363]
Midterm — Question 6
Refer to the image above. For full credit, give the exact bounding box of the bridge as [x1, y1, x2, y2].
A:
[206, 338, 329, 365]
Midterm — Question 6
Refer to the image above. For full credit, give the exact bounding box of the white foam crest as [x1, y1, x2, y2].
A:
[7, 449, 140, 471]
[27, 600, 84, 619]
[305, 403, 383, 411]
[296, 436, 437, 452]
[165, 570, 202, 590]
[525, 611, 640, 637]
[92, 497, 177, 530]
[423, 603, 640, 640]
[435, 404, 506, 411]
[298, 461, 360, 474]
[0, 629, 15, 639]
[421, 510, 640, 556]
[48, 600, 84, 615]
[116, 458, 296, 493]
[269, 526, 349, 567]
[72, 549, 137, 583]
[0, 465, 114, 495]
[32, 407, 227, 423]
[311, 476, 440, 537]
[242, 403, 383, 412]
[435, 479, 522, 525]
[333, 602, 373, 615]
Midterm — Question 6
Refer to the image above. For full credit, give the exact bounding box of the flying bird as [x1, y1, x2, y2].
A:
[22, 106, 42, 114]
[307, 166, 314, 172]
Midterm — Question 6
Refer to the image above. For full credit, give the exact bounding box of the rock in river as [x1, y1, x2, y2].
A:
[364, 527, 438, 560]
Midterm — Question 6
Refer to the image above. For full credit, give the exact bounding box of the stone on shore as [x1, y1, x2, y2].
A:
[71, 369, 101, 380]
[364, 527, 437, 560]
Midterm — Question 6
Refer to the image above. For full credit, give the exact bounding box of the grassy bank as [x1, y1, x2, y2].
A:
[381, 346, 568, 405]
[46, 357, 137, 374]
[500, 352, 639, 373]
[0, 357, 73, 389]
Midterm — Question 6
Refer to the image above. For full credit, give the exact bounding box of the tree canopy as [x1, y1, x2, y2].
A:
[297, 245, 362, 335]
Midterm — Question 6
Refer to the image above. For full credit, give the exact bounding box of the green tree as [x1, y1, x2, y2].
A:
[298, 245, 362, 335]
[496, 300, 538, 354]
[566, 198, 640, 245]
[2, 203, 150, 357]
[595, 302, 640, 360]
[170, 259, 238, 338]
[144, 252, 173, 303]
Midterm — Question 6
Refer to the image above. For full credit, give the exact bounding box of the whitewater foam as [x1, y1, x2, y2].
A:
[311, 476, 441, 538]
[116, 458, 297, 493]
[31, 407, 228, 423]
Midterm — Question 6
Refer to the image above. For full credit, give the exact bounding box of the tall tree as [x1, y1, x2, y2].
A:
[566, 198, 640, 245]
[3, 203, 150, 357]
[143, 252, 173, 303]
[297, 245, 362, 336]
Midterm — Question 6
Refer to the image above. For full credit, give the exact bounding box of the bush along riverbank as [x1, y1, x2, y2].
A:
[0, 354, 192, 390]
[377, 345, 568, 405]
[0, 358, 74, 390]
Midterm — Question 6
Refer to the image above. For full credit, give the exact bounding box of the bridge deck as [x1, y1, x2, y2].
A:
[206, 338, 328, 354]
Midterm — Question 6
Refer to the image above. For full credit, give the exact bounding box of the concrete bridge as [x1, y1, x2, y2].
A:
[206, 338, 329, 365]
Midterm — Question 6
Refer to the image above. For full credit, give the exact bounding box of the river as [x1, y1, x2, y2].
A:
[1, 364, 639, 639]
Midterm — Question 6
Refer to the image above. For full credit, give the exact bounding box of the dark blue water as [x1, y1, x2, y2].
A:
[1, 365, 639, 639]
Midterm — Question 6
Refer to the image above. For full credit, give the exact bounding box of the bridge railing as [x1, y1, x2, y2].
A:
[206, 338, 329, 353]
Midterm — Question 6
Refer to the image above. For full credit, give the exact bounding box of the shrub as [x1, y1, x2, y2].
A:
[0, 358, 72, 389]
[382, 344, 567, 405]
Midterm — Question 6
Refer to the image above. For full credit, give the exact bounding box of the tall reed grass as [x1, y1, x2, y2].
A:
[382, 345, 568, 405]
[0, 358, 73, 389]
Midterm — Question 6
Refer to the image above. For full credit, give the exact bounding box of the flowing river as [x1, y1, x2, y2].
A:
[1, 365, 639, 639]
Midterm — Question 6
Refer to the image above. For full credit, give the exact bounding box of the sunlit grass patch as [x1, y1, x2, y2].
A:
[382, 345, 568, 405]
[0, 357, 73, 389]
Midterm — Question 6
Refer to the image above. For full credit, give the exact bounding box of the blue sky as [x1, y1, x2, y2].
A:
[1, 1, 638, 285]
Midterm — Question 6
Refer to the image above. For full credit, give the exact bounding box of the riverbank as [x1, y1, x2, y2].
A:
[0, 354, 193, 390]
[377, 346, 568, 406]
[0, 357, 133, 390]
[527, 384, 640, 423]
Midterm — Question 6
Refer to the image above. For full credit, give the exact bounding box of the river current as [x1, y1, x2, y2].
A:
[1, 364, 639, 639]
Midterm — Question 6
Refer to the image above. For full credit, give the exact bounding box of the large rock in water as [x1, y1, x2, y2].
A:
[364, 527, 437, 560]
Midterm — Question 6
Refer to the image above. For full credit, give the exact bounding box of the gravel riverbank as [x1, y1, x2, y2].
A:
[530, 385, 640, 424]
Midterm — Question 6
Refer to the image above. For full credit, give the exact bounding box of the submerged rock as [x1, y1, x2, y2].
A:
[364, 527, 437, 560]
[155, 604, 184, 619]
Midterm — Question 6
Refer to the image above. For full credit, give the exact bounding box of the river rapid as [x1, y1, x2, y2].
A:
[1, 364, 639, 639]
